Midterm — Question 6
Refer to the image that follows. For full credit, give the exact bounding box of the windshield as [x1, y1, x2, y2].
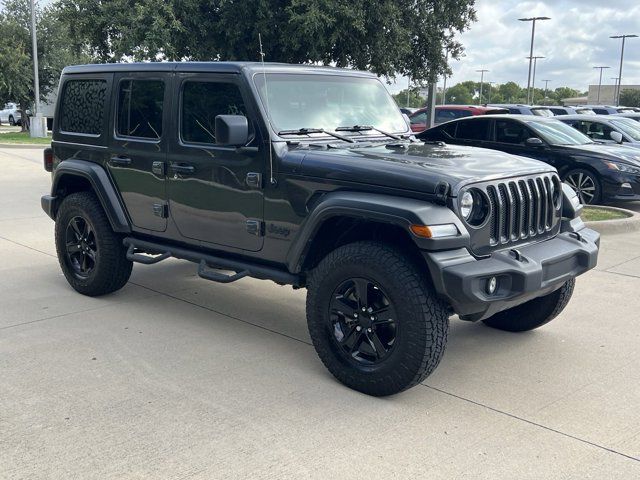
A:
[531, 108, 554, 117]
[527, 120, 593, 145]
[253, 73, 408, 137]
[611, 119, 640, 141]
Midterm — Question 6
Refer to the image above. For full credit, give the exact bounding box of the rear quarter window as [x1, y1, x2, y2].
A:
[59, 79, 107, 136]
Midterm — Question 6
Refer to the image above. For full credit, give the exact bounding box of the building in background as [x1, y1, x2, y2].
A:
[587, 84, 640, 105]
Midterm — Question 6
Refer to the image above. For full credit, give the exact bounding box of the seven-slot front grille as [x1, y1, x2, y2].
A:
[484, 174, 559, 246]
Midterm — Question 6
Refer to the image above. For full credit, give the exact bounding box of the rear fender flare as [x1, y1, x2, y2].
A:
[49, 159, 131, 233]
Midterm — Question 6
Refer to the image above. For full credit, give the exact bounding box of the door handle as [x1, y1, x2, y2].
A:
[170, 163, 195, 175]
[109, 155, 132, 166]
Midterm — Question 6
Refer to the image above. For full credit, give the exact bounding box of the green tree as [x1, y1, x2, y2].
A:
[552, 87, 580, 104]
[444, 83, 474, 104]
[393, 88, 425, 108]
[0, 0, 89, 130]
[56, 0, 476, 83]
[620, 89, 640, 108]
[496, 82, 525, 104]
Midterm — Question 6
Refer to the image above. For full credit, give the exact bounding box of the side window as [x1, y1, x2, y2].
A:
[581, 121, 613, 141]
[495, 120, 532, 144]
[117, 79, 164, 139]
[181, 81, 249, 145]
[59, 79, 107, 135]
[410, 112, 427, 125]
[508, 108, 521, 114]
[456, 119, 490, 141]
[441, 121, 457, 138]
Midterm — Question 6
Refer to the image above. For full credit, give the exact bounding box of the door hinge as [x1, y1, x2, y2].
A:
[152, 203, 168, 218]
[152, 161, 166, 176]
[246, 172, 262, 188]
[245, 220, 264, 236]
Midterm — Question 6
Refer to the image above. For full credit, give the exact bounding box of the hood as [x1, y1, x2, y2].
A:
[294, 142, 554, 196]
[560, 143, 640, 165]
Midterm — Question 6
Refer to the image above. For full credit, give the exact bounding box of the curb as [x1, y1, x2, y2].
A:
[0, 143, 49, 149]
[584, 205, 640, 235]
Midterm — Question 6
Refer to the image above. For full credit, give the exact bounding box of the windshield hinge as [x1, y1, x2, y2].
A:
[434, 182, 451, 205]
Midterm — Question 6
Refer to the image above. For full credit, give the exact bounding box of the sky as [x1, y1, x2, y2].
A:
[389, 0, 640, 93]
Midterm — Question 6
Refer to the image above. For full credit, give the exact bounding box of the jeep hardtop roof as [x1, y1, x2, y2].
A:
[61, 61, 377, 78]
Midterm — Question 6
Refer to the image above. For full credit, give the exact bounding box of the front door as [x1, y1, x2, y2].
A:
[489, 119, 553, 166]
[167, 74, 264, 252]
[108, 72, 171, 232]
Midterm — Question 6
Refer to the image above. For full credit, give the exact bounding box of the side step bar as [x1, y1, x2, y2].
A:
[123, 237, 303, 287]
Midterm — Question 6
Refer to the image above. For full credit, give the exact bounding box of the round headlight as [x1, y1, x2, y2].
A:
[460, 191, 474, 219]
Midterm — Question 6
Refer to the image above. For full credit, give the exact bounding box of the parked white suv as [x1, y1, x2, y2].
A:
[0, 102, 22, 126]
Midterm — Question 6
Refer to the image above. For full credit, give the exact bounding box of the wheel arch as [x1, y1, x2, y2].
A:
[49, 159, 131, 233]
[286, 191, 468, 274]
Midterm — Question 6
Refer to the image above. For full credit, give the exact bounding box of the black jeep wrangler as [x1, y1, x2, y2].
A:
[41, 62, 599, 396]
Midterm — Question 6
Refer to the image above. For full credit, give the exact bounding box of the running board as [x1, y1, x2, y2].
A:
[123, 237, 303, 287]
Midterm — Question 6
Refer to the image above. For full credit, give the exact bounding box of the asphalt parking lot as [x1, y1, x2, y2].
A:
[1, 146, 639, 479]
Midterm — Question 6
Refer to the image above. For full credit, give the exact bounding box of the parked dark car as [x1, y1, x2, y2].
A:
[548, 106, 596, 116]
[40, 63, 599, 396]
[573, 105, 637, 115]
[419, 114, 640, 204]
[558, 114, 640, 148]
[487, 104, 555, 117]
[409, 105, 508, 132]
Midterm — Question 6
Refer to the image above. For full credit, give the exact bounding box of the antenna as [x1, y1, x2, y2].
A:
[259, 33, 276, 186]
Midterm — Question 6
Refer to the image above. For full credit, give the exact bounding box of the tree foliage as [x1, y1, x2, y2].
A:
[392, 88, 426, 109]
[0, 0, 89, 130]
[439, 81, 581, 106]
[55, 0, 476, 83]
[620, 89, 640, 108]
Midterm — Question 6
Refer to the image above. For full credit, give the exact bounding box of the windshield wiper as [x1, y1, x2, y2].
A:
[278, 128, 355, 143]
[335, 125, 403, 140]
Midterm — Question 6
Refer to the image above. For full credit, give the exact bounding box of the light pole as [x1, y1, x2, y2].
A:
[541, 79, 550, 104]
[610, 34, 638, 106]
[611, 77, 620, 104]
[592, 66, 610, 104]
[526, 56, 545, 104]
[441, 48, 449, 105]
[476, 69, 489, 105]
[519, 16, 550, 104]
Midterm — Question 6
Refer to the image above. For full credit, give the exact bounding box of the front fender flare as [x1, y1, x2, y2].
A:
[48, 159, 131, 233]
[286, 191, 469, 273]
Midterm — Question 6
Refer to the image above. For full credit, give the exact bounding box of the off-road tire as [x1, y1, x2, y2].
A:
[55, 191, 132, 296]
[306, 241, 449, 396]
[482, 279, 575, 332]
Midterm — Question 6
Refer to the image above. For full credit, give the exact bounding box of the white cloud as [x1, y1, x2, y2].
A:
[388, 0, 640, 94]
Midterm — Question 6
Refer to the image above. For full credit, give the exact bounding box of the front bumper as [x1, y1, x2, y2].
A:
[423, 227, 600, 321]
[602, 172, 640, 202]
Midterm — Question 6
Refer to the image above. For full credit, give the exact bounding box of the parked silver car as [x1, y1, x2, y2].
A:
[559, 114, 640, 148]
[0, 102, 22, 126]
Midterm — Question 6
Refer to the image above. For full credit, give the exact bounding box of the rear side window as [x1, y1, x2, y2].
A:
[117, 80, 164, 139]
[181, 81, 249, 145]
[456, 119, 490, 141]
[410, 112, 427, 125]
[436, 109, 472, 123]
[59, 79, 107, 135]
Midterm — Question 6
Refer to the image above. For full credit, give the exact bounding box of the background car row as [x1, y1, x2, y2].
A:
[418, 114, 640, 205]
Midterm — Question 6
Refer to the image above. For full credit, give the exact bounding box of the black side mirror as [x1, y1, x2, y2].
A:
[215, 115, 249, 147]
[525, 137, 544, 147]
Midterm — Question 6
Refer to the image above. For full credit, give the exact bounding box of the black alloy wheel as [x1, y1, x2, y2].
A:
[329, 277, 397, 365]
[64, 215, 98, 278]
[563, 169, 600, 205]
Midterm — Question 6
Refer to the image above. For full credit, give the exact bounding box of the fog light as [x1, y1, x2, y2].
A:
[486, 276, 498, 295]
[621, 182, 632, 189]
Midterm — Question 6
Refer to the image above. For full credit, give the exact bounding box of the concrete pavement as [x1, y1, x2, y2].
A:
[1, 147, 639, 479]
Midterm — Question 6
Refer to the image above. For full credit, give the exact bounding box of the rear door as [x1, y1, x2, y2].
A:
[107, 72, 171, 232]
[453, 118, 492, 147]
[166, 74, 265, 252]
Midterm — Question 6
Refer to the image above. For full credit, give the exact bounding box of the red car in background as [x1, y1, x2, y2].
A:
[408, 105, 509, 132]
